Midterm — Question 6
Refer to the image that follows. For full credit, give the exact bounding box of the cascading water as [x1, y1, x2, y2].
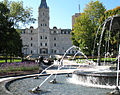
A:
[70, 15, 120, 93]
[31, 15, 120, 94]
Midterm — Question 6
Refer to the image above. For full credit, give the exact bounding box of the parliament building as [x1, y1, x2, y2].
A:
[21, 0, 77, 57]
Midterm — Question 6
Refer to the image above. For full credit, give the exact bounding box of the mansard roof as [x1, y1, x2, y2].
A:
[40, 0, 48, 9]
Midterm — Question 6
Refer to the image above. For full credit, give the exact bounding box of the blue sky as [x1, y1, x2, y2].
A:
[0, 0, 120, 29]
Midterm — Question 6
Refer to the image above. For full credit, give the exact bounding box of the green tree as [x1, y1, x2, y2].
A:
[99, 6, 120, 56]
[84, 0, 106, 27]
[0, 2, 22, 62]
[3, 0, 36, 28]
[99, 6, 120, 24]
[72, 13, 94, 55]
[71, 0, 106, 56]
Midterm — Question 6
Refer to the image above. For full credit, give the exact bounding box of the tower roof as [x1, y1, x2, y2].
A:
[40, 0, 48, 9]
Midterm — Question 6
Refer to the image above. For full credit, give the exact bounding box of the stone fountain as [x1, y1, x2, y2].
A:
[73, 15, 120, 95]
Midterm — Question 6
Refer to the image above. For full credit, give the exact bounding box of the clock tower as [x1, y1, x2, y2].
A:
[38, 0, 50, 56]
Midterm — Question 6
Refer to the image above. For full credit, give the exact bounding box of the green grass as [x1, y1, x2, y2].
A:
[0, 59, 22, 63]
[75, 57, 117, 64]
[91, 58, 117, 61]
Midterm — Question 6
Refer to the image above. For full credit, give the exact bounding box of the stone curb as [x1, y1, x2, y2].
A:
[0, 72, 72, 95]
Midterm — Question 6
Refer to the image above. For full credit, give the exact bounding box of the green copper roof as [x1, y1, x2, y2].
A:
[40, 0, 48, 9]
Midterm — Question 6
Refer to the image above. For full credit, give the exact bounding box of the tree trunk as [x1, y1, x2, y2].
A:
[10, 55, 12, 63]
[5, 53, 7, 63]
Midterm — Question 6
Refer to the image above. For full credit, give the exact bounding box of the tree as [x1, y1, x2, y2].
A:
[71, 0, 106, 56]
[99, 6, 120, 56]
[0, 2, 22, 62]
[3, 0, 36, 28]
[72, 13, 94, 55]
[99, 6, 120, 24]
[84, 0, 106, 27]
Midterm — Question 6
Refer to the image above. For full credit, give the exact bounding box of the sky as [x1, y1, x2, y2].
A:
[0, 0, 120, 29]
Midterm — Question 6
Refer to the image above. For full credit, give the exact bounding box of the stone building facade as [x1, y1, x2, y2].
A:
[21, 0, 76, 57]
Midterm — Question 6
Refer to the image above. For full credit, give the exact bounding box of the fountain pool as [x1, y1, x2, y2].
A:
[7, 74, 111, 95]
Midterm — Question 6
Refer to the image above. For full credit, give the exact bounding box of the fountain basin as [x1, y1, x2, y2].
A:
[5, 73, 112, 95]
[73, 70, 120, 87]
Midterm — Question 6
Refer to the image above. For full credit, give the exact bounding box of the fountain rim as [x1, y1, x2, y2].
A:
[1, 72, 72, 95]
[73, 70, 120, 77]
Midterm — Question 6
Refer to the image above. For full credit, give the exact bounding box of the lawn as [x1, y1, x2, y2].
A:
[75, 57, 117, 64]
[0, 59, 22, 63]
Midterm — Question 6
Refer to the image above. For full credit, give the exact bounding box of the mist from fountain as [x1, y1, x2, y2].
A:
[32, 45, 83, 92]
[70, 15, 120, 94]
[96, 15, 120, 90]
[54, 46, 81, 80]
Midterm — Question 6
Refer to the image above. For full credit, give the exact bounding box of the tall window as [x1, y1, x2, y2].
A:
[31, 30, 32, 33]
[40, 43, 42, 46]
[31, 43, 32, 47]
[54, 43, 56, 47]
[31, 50, 33, 54]
[45, 43, 47, 46]
[31, 37, 33, 40]
[54, 37, 56, 40]
[54, 50, 57, 54]
[45, 36, 47, 39]
[40, 36, 42, 39]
